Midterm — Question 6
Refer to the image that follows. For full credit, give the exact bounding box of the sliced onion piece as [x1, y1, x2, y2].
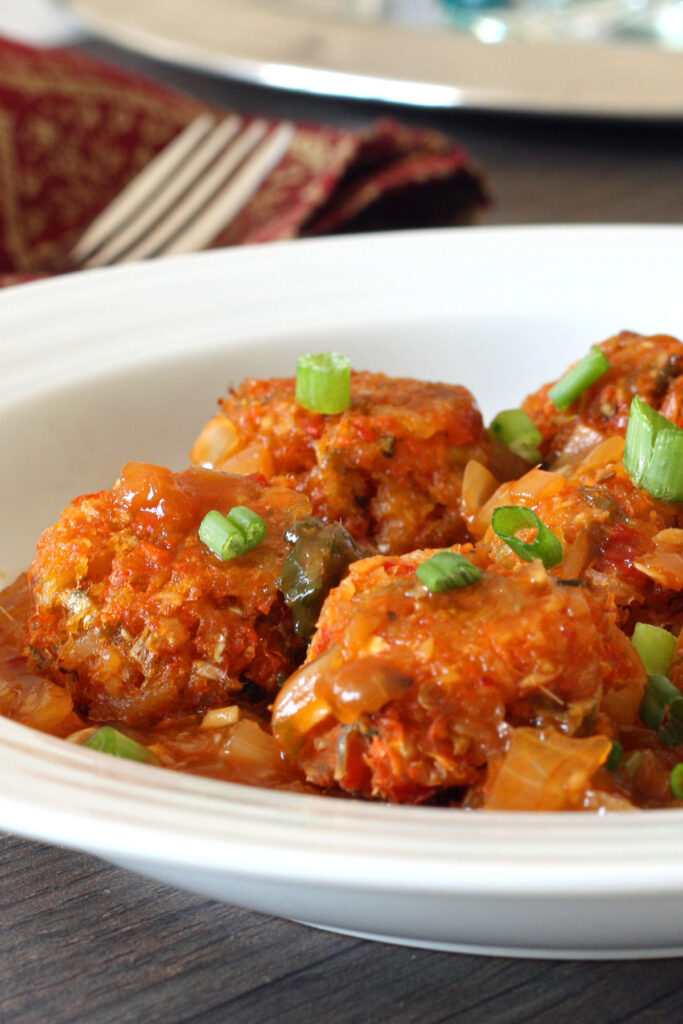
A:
[484, 728, 611, 810]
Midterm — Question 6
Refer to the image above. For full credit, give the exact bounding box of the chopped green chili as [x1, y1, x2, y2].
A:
[279, 518, 364, 638]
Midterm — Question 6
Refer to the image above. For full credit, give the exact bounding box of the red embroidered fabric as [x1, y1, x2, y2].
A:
[0, 36, 489, 286]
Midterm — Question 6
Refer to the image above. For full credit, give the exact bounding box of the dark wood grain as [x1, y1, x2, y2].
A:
[1, 32, 682, 1024]
[2, 833, 682, 1024]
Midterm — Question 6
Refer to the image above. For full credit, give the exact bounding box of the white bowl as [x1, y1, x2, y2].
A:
[1, 226, 682, 958]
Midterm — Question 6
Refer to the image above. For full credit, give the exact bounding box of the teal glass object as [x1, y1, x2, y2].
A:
[442, 0, 511, 9]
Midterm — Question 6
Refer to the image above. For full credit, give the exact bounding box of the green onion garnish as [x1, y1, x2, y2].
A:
[84, 726, 159, 764]
[199, 506, 266, 561]
[671, 764, 683, 799]
[623, 751, 644, 780]
[491, 506, 564, 569]
[623, 396, 683, 502]
[223, 505, 267, 548]
[639, 673, 683, 747]
[606, 740, 624, 771]
[490, 409, 543, 464]
[548, 346, 610, 411]
[199, 510, 248, 559]
[631, 622, 677, 677]
[296, 353, 351, 414]
[416, 551, 483, 593]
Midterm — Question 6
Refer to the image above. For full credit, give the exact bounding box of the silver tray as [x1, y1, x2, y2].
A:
[65, 0, 683, 118]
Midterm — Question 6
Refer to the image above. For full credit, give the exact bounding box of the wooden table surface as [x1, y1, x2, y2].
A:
[2, 30, 683, 1024]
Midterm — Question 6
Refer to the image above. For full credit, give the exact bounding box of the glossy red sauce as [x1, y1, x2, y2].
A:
[1, 351, 682, 810]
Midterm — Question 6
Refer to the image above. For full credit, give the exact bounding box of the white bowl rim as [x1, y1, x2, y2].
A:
[1, 224, 682, 903]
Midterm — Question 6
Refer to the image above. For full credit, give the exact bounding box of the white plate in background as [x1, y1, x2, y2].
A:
[64, 0, 683, 118]
[0, 225, 682, 958]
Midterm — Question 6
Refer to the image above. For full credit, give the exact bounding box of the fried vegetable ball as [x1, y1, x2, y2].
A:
[191, 371, 527, 555]
[522, 331, 683, 467]
[271, 549, 645, 804]
[26, 463, 311, 727]
[469, 437, 683, 632]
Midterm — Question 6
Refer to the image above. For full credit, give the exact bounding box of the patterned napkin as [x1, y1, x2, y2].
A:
[0, 36, 490, 287]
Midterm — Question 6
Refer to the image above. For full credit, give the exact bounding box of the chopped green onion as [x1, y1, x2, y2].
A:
[225, 505, 267, 548]
[606, 740, 624, 771]
[84, 726, 159, 764]
[623, 751, 644, 780]
[645, 431, 683, 501]
[199, 509, 245, 559]
[296, 353, 351, 414]
[671, 763, 683, 799]
[639, 673, 683, 747]
[623, 396, 683, 502]
[548, 346, 610, 411]
[623, 396, 662, 487]
[631, 622, 677, 676]
[490, 409, 543, 463]
[416, 551, 483, 593]
[199, 506, 266, 561]
[491, 506, 564, 569]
